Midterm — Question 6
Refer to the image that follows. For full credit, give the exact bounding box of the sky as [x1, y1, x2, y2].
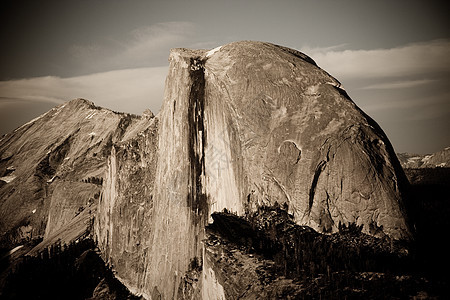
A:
[0, 0, 449, 154]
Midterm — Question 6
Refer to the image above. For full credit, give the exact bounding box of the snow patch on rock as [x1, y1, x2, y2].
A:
[0, 174, 16, 183]
[86, 112, 97, 119]
[206, 46, 222, 57]
[422, 155, 434, 163]
[6, 245, 24, 256]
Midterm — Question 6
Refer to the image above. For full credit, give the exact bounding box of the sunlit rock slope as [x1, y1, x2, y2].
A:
[0, 99, 145, 248]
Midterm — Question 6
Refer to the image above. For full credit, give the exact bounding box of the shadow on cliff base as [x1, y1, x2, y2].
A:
[403, 167, 450, 279]
[205, 167, 450, 299]
[0, 168, 449, 299]
[0, 239, 141, 300]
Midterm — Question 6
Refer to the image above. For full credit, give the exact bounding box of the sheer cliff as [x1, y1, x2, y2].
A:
[94, 41, 411, 299]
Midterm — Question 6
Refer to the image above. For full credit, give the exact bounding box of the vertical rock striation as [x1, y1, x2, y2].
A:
[145, 49, 210, 299]
[95, 116, 158, 296]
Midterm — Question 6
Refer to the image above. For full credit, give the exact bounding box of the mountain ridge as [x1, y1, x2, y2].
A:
[0, 98, 154, 249]
[397, 147, 450, 169]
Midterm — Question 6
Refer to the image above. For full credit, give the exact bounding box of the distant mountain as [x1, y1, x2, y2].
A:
[0, 98, 153, 249]
[397, 147, 450, 169]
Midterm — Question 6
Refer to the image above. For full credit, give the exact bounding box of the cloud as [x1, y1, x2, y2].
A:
[302, 39, 450, 81]
[69, 22, 196, 73]
[2, 38, 449, 153]
[300, 40, 450, 121]
[360, 79, 436, 90]
[129, 22, 195, 50]
[69, 44, 102, 60]
[0, 66, 168, 115]
[0, 20, 206, 135]
[299, 43, 348, 54]
[361, 91, 450, 113]
[300, 40, 450, 153]
[116, 22, 196, 66]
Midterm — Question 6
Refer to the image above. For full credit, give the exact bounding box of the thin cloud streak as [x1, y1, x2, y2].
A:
[303, 39, 450, 81]
[360, 79, 436, 90]
[361, 92, 450, 113]
[69, 22, 195, 74]
[0, 66, 168, 115]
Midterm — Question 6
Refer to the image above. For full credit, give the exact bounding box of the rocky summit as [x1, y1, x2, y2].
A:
[1, 41, 414, 299]
[0, 99, 143, 247]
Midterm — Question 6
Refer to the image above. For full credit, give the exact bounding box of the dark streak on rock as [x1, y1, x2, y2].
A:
[295, 150, 301, 164]
[187, 57, 208, 225]
[308, 160, 327, 213]
[321, 191, 334, 233]
[115, 115, 133, 140]
[36, 134, 73, 180]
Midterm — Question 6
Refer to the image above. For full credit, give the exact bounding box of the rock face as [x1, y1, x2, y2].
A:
[94, 41, 411, 299]
[201, 42, 410, 239]
[95, 115, 158, 296]
[0, 99, 145, 248]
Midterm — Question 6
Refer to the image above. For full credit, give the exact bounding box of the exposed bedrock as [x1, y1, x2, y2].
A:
[95, 41, 412, 299]
[200, 41, 410, 240]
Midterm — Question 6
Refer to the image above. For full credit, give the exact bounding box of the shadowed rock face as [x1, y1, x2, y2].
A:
[93, 41, 411, 299]
[94, 117, 158, 296]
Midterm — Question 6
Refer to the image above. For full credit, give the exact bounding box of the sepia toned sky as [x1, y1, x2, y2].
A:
[0, 0, 449, 153]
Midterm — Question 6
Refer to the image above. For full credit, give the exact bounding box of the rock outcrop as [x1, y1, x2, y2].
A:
[94, 41, 411, 299]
